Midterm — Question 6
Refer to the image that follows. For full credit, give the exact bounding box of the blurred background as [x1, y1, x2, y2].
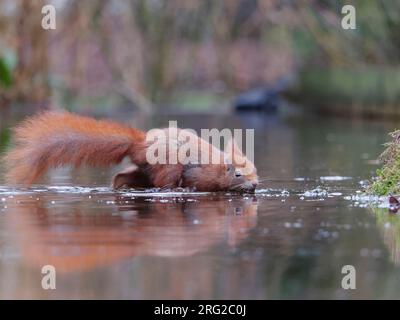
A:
[1, 1, 400, 299]
[0, 0, 399, 117]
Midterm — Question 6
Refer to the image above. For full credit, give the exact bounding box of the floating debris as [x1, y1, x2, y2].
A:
[320, 176, 352, 181]
[281, 190, 290, 197]
[301, 187, 328, 198]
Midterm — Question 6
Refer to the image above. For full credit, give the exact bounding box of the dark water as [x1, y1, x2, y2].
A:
[0, 112, 399, 299]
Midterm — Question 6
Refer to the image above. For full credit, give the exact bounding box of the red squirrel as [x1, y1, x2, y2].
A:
[3, 111, 258, 192]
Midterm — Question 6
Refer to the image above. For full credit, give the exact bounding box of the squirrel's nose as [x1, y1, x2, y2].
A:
[245, 183, 257, 193]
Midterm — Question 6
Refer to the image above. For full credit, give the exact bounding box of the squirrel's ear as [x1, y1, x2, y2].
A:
[225, 137, 244, 158]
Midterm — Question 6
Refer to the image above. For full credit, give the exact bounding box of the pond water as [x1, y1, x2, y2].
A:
[0, 112, 399, 299]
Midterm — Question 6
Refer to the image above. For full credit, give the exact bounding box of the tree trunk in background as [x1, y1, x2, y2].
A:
[15, 0, 49, 104]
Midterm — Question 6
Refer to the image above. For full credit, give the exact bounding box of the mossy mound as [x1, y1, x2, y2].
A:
[370, 130, 400, 195]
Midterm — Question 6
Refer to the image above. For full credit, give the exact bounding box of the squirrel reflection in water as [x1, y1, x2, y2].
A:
[6, 194, 258, 273]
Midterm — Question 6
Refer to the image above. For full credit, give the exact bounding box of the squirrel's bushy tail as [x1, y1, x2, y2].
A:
[3, 111, 146, 185]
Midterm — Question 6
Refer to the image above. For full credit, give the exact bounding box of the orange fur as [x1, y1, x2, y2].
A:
[4, 111, 146, 185]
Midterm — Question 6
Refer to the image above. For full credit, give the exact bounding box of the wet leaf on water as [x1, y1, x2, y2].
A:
[389, 196, 400, 213]
[389, 196, 399, 205]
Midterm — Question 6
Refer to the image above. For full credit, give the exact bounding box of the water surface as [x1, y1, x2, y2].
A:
[0, 112, 399, 299]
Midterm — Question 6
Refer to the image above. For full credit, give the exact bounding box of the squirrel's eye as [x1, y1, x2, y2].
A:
[235, 170, 242, 177]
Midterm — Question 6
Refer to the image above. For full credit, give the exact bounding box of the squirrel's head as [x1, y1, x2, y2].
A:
[182, 138, 258, 192]
[223, 138, 258, 192]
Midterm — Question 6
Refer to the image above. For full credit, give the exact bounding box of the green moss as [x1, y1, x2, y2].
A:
[370, 130, 400, 195]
